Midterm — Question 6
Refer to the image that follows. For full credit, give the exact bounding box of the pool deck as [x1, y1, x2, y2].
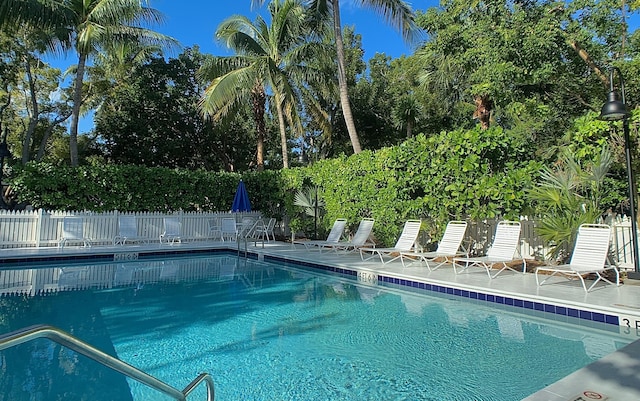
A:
[2, 239, 640, 400]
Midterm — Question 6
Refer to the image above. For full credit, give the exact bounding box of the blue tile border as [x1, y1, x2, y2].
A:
[0, 247, 239, 268]
[265, 254, 620, 327]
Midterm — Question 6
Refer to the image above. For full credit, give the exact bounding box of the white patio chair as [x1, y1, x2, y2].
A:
[263, 218, 277, 241]
[400, 220, 468, 270]
[536, 224, 619, 292]
[452, 220, 525, 278]
[238, 217, 258, 239]
[58, 217, 92, 249]
[360, 220, 422, 264]
[159, 217, 181, 245]
[208, 217, 223, 240]
[220, 218, 238, 241]
[113, 216, 148, 245]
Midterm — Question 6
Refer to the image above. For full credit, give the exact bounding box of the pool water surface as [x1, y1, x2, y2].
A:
[0, 254, 635, 400]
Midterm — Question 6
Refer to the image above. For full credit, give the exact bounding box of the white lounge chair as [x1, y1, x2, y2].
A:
[400, 220, 468, 270]
[359, 220, 422, 264]
[452, 220, 524, 278]
[113, 216, 148, 245]
[58, 217, 92, 249]
[319, 218, 375, 253]
[536, 224, 619, 292]
[292, 218, 347, 249]
[159, 217, 181, 245]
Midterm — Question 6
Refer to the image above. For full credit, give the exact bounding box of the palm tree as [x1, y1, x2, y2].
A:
[200, 0, 317, 169]
[393, 93, 421, 138]
[252, 0, 418, 154]
[1, 0, 177, 166]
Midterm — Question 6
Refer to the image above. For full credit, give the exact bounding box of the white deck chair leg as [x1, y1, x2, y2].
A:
[453, 260, 468, 274]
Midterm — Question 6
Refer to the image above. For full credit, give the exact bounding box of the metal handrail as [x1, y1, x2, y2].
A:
[0, 324, 215, 401]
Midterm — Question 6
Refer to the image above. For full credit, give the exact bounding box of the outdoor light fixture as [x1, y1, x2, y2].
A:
[599, 67, 640, 277]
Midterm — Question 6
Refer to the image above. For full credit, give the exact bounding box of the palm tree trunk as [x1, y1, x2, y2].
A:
[251, 85, 266, 171]
[473, 95, 492, 130]
[274, 94, 289, 168]
[69, 52, 87, 167]
[331, 0, 362, 154]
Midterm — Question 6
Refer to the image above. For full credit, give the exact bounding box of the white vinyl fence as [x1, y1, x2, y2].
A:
[0, 210, 637, 269]
[0, 209, 262, 248]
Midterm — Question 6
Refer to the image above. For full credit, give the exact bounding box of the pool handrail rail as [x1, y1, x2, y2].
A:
[0, 324, 215, 401]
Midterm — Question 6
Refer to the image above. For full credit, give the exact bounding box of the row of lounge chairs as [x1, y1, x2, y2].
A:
[293, 218, 620, 293]
[292, 218, 375, 252]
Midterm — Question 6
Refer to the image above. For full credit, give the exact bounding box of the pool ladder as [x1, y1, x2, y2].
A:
[0, 324, 215, 401]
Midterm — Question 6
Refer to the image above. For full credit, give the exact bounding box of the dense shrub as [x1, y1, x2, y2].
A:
[11, 163, 283, 214]
[282, 126, 540, 245]
[11, 126, 540, 246]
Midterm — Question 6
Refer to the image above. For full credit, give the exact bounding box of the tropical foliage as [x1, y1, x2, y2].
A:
[1, 0, 640, 253]
[0, 0, 177, 166]
[200, 0, 326, 169]
[528, 147, 615, 261]
[12, 124, 540, 246]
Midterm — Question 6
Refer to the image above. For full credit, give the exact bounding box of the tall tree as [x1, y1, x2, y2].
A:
[0, 0, 177, 166]
[252, 0, 418, 154]
[95, 48, 252, 171]
[414, 0, 627, 137]
[89, 41, 162, 102]
[200, 0, 319, 169]
[0, 27, 73, 164]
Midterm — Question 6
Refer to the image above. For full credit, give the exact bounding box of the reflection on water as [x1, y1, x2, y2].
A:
[0, 255, 273, 297]
[0, 256, 637, 401]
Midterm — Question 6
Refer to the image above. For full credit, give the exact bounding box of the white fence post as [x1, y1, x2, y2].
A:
[36, 209, 43, 247]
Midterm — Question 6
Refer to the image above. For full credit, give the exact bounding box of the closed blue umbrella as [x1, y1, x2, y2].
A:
[231, 180, 252, 212]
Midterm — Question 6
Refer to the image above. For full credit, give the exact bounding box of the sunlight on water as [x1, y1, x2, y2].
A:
[0, 255, 635, 401]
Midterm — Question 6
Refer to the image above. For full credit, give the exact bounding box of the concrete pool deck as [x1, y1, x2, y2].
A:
[2, 239, 640, 400]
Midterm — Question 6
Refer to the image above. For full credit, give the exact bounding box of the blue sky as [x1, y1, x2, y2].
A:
[46, 0, 439, 133]
[150, 0, 438, 61]
[43, 0, 639, 133]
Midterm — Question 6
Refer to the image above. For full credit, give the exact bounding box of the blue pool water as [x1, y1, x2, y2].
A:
[0, 254, 635, 401]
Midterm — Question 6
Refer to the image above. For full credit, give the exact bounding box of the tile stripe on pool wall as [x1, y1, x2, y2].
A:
[264, 254, 619, 327]
[0, 248, 235, 267]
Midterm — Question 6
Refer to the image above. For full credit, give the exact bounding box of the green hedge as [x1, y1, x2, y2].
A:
[280, 127, 540, 245]
[12, 126, 540, 246]
[11, 163, 284, 215]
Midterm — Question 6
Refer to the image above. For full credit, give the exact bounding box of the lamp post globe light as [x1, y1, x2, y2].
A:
[599, 66, 640, 278]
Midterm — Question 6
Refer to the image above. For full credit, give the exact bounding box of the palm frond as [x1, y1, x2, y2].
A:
[357, 0, 420, 42]
[294, 187, 325, 218]
[200, 66, 256, 119]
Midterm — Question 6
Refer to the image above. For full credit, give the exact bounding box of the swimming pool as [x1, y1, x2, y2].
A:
[0, 254, 635, 400]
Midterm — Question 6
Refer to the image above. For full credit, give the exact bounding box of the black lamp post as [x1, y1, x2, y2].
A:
[0, 128, 11, 209]
[313, 187, 318, 240]
[599, 67, 640, 277]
